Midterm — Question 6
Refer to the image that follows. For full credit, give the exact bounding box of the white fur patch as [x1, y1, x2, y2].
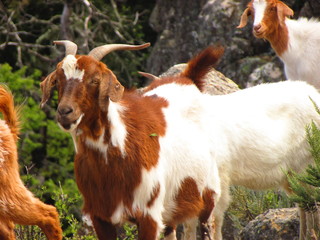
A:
[110, 201, 125, 224]
[108, 101, 127, 157]
[82, 214, 93, 227]
[280, 18, 320, 89]
[58, 114, 84, 153]
[132, 167, 165, 230]
[253, 0, 267, 27]
[85, 130, 108, 161]
[145, 82, 221, 225]
[62, 55, 85, 81]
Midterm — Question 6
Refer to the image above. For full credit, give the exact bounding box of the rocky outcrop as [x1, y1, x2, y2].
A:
[240, 208, 299, 240]
[146, 0, 317, 88]
[159, 63, 239, 94]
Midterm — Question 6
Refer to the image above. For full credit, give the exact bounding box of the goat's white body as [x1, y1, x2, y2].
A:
[153, 80, 318, 189]
[280, 18, 320, 89]
[209, 81, 319, 240]
[163, 80, 319, 240]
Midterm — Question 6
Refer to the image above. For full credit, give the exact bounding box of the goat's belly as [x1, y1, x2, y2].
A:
[230, 169, 286, 190]
[229, 152, 312, 190]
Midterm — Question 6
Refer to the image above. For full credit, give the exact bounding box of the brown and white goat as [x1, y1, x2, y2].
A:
[40, 41, 222, 240]
[0, 85, 62, 240]
[238, 0, 320, 89]
[141, 47, 320, 240]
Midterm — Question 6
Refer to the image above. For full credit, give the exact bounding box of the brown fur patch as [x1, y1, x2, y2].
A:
[91, 216, 117, 239]
[182, 45, 224, 92]
[167, 177, 204, 226]
[143, 76, 194, 93]
[199, 188, 215, 224]
[147, 183, 161, 208]
[166, 178, 216, 233]
[75, 90, 168, 222]
[137, 214, 159, 240]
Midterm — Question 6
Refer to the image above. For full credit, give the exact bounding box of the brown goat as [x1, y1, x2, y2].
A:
[40, 41, 222, 240]
[0, 85, 62, 240]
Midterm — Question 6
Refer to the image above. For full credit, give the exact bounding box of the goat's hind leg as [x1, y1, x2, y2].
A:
[4, 186, 62, 240]
[199, 188, 216, 240]
[0, 219, 15, 240]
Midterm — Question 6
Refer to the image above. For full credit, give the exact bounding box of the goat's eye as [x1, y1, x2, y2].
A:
[269, 6, 276, 12]
[90, 78, 99, 85]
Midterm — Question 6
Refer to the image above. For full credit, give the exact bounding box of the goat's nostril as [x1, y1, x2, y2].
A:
[58, 106, 73, 116]
[254, 24, 262, 32]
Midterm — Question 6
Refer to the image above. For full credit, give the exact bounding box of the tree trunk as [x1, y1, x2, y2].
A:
[305, 208, 320, 240]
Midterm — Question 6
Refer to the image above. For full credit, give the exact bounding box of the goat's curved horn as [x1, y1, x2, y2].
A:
[53, 40, 78, 56]
[138, 71, 160, 81]
[88, 43, 150, 61]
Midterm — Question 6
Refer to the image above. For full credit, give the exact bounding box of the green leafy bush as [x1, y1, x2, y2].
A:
[287, 120, 320, 211]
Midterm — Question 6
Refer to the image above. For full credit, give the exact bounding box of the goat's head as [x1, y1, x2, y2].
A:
[237, 0, 293, 39]
[40, 40, 150, 132]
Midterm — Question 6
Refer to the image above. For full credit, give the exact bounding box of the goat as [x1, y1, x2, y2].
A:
[237, 0, 320, 89]
[0, 85, 62, 240]
[144, 46, 320, 240]
[40, 40, 222, 240]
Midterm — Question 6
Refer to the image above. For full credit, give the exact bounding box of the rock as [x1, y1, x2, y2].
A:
[239, 208, 299, 240]
[146, 0, 314, 88]
[247, 62, 284, 88]
[159, 63, 239, 94]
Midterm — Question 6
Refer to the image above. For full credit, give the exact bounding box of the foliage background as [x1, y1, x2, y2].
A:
[0, 0, 310, 238]
[0, 0, 156, 238]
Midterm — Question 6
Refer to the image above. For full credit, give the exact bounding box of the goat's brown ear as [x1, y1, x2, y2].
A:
[40, 71, 57, 108]
[277, 2, 293, 26]
[108, 72, 124, 102]
[99, 71, 124, 111]
[237, 8, 251, 28]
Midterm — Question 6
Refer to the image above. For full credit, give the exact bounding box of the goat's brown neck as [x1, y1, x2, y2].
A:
[79, 111, 108, 140]
[74, 143, 141, 219]
[265, 22, 289, 56]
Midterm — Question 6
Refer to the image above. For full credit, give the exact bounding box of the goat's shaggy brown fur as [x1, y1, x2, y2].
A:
[0, 85, 62, 240]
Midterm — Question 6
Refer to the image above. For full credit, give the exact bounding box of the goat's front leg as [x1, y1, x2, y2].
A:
[163, 226, 177, 240]
[137, 214, 161, 240]
[0, 219, 15, 240]
[91, 216, 117, 240]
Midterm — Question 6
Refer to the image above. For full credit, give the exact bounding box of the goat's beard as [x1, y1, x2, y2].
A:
[58, 114, 84, 132]
[253, 30, 264, 38]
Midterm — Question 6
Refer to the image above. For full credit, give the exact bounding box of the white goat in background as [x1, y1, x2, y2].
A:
[238, 0, 320, 89]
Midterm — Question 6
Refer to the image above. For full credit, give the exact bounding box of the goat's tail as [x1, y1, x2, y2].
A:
[182, 45, 224, 92]
[0, 85, 20, 140]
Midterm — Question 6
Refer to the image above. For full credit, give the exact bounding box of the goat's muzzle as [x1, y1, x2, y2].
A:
[57, 104, 83, 131]
[253, 24, 264, 38]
